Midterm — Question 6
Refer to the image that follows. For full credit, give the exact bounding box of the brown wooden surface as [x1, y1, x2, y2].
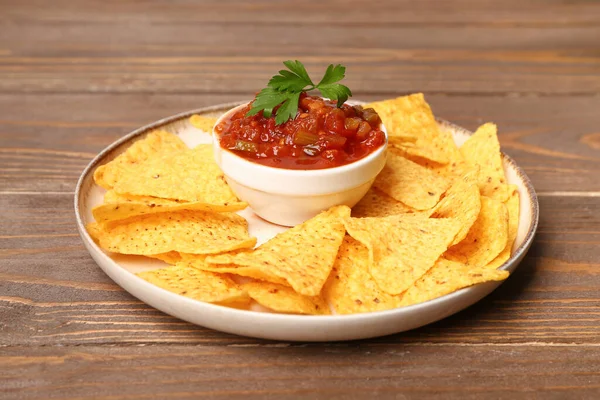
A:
[1, 1, 600, 399]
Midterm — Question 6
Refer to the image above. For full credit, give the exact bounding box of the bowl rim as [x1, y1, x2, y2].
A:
[212, 101, 388, 177]
[74, 100, 540, 323]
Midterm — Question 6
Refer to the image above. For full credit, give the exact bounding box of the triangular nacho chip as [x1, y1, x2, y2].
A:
[351, 187, 415, 218]
[399, 258, 509, 306]
[323, 236, 402, 314]
[113, 145, 239, 204]
[94, 210, 256, 255]
[190, 115, 218, 133]
[486, 185, 520, 269]
[205, 206, 350, 296]
[344, 214, 462, 295]
[93, 190, 246, 223]
[244, 282, 330, 315]
[94, 130, 187, 190]
[460, 123, 509, 202]
[137, 265, 249, 306]
[430, 170, 481, 246]
[374, 148, 450, 210]
[445, 196, 508, 267]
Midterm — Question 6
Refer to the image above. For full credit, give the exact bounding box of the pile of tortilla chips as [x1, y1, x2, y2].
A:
[88, 99, 518, 316]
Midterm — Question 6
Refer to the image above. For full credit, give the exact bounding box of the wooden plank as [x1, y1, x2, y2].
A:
[0, 93, 598, 193]
[0, 2, 599, 94]
[3, 0, 600, 26]
[1, 345, 600, 399]
[1, 193, 599, 346]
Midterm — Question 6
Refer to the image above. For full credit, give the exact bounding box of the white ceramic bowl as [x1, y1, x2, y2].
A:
[212, 103, 388, 226]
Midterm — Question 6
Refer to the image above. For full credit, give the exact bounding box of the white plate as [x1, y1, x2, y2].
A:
[75, 102, 539, 342]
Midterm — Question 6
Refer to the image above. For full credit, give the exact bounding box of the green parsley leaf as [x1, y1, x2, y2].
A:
[247, 87, 289, 118]
[248, 60, 353, 124]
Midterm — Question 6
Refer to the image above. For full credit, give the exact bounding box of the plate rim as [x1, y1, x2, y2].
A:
[74, 101, 540, 323]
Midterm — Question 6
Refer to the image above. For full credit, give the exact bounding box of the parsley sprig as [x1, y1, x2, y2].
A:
[247, 60, 352, 125]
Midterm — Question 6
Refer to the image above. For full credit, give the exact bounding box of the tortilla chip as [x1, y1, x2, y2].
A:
[399, 258, 509, 306]
[86, 222, 102, 242]
[137, 265, 249, 306]
[366, 94, 458, 164]
[351, 187, 415, 218]
[94, 130, 187, 190]
[445, 196, 508, 267]
[92, 194, 246, 223]
[323, 236, 402, 314]
[460, 123, 509, 202]
[95, 210, 256, 256]
[206, 205, 350, 296]
[190, 115, 218, 133]
[430, 170, 481, 245]
[373, 148, 450, 210]
[486, 185, 520, 269]
[113, 145, 239, 204]
[244, 282, 330, 315]
[147, 252, 182, 265]
[344, 215, 462, 295]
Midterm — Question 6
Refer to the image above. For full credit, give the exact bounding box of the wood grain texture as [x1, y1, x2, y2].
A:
[1, 93, 599, 193]
[2, 1, 600, 398]
[0, 1, 599, 94]
[1, 345, 600, 400]
[1, 193, 599, 346]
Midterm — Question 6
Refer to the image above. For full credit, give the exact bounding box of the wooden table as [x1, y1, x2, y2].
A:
[2, 1, 599, 398]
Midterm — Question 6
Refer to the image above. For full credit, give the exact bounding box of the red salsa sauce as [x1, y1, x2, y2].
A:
[215, 93, 385, 170]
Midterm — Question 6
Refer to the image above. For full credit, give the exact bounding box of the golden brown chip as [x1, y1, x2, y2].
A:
[430, 170, 481, 246]
[147, 252, 182, 265]
[373, 148, 450, 210]
[92, 193, 246, 223]
[206, 205, 350, 296]
[366, 94, 459, 164]
[323, 236, 402, 314]
[137, 265, 249, 306]
[94, 130, 187, 190]
[351, 187, 415, 218]
[113, 145, 239, 204]
[95, 210, 256, 256]
[190, 115, 218, 133]
[344, 214, 462, 295]
[399, 258, 509, 306]
[460, 123, 509, 202]
[486, 185, 520, 269]
[244, 282, 330, 315]
[445, 196, 508, 267]
[86, 222, 102, 242]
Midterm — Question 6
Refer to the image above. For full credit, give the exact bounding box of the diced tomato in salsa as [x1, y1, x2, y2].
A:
[215, 93, 385, 170]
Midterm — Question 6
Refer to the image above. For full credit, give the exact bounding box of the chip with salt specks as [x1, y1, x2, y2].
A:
[429, 170, 481, 246]
[182, 257, 290, 287]
[445, 196, 508, 267]
[147, 251, 182, 265]
[486, 185, 520, 269]
[86, 222, 102, 242]
[323, 236, 402, 314]
[206, 205, 350, 296]
[399, 258, 509, 307]
[190, 115, 218, 133]
[94, 130, 187, 190]
[351, 187, 415, 218]
[374, 148, 450, 210]
[93, 191, 247, 223]
[113, 145, 239, 204]
[344, 214, 462, 295]
[366, 94, 459, 164]
[460, 123, 509, 202]
[95, 210, 256, 256]
[137, 265, 249, 306]
[244, 282, 330, 315]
